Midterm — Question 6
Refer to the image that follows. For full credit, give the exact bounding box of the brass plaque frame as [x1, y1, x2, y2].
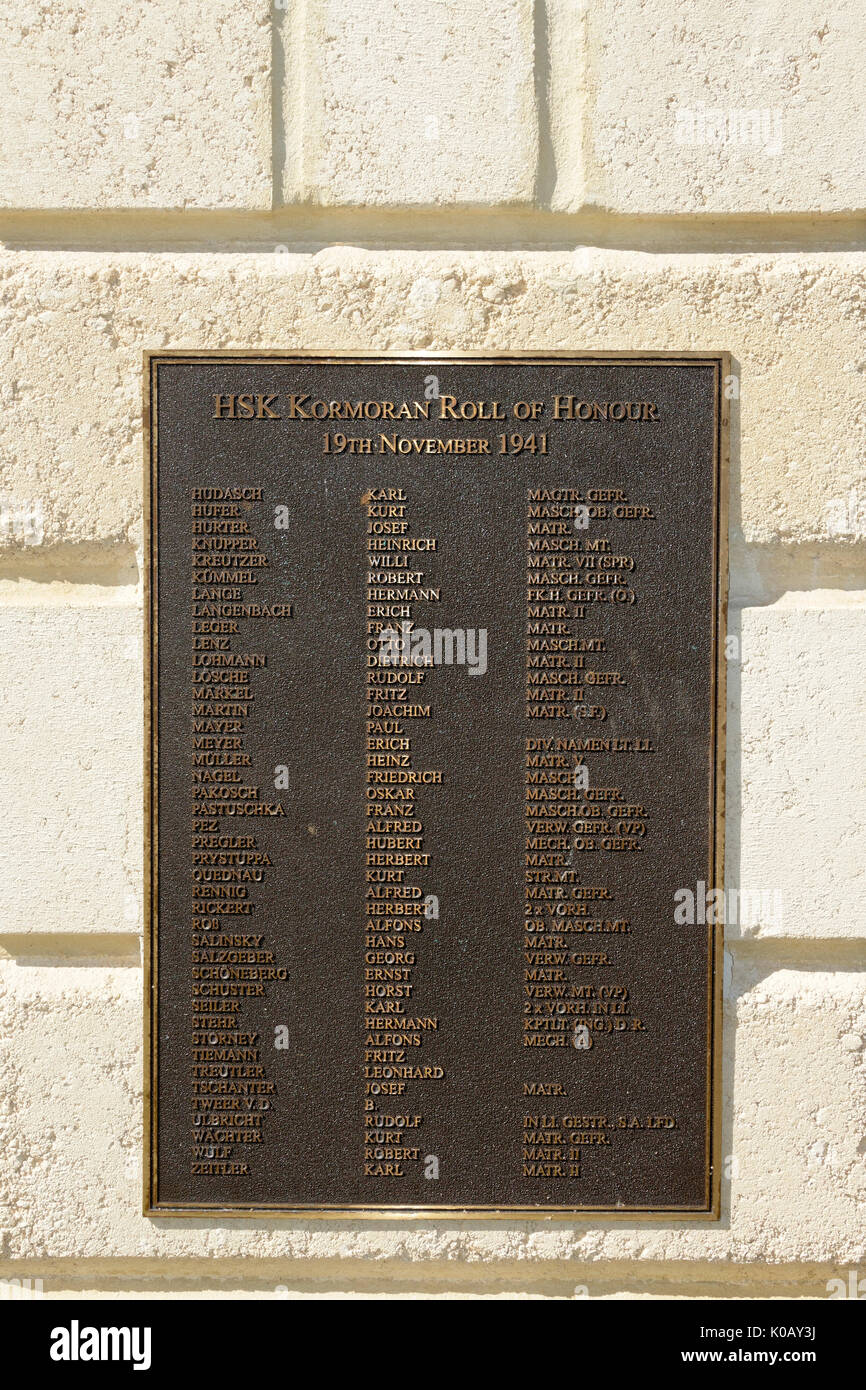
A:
[144, 350, 729, 1220]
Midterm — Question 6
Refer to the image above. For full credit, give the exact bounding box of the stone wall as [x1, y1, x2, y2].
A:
[0, 0, 863, 1299]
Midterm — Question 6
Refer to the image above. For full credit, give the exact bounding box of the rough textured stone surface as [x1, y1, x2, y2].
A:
[729, 599, 866, 938]
[0, 603, 140, 934]
[0, 0, 861, 1301]
[0, 0, 862, 1299]
[581, 0, 866, 214]
[1, 955, 863, 1263]
[286, 0, 537, 206]
[0, 250, 862, 549]
[0, 1, 272, 209]
[0, 1266, 844, 1298]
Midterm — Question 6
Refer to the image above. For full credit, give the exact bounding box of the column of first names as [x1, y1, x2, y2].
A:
[363, 487, 443, 1181]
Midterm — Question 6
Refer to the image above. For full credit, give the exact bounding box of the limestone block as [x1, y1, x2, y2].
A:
[0, 250, 862, 548]
[284, 0, 537, 206]
[0, 603, 140, 934]
[0, 1, 271, 209]
[1, 955, 863, 1264]
[578, 0, 865, 214]
[728, 599, 866, 938]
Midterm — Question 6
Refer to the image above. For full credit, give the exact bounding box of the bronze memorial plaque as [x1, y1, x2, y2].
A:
[144, 352, 728, 1217]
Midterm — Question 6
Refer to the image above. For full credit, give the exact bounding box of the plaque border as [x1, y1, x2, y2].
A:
[143, 350, 729, 1221]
